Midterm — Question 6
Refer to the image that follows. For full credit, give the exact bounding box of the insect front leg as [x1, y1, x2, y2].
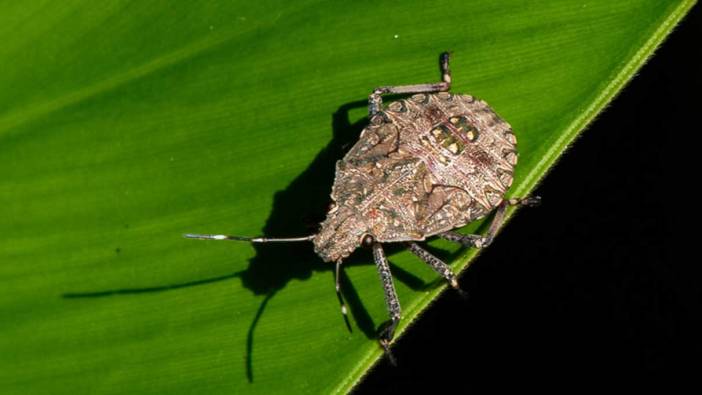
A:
[372, 242, 401, 357]
[440, 196, 541, 249]
[334, 260, 352, 332]
[368, 52, 452, 116]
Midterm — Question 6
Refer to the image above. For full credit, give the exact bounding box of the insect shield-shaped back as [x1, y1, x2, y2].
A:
[314, 92, 518, 264]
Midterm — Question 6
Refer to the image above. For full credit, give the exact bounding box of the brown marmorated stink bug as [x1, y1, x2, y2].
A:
[185, 52, 539, 356]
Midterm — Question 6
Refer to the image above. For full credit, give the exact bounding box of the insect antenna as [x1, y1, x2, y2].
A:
[183, 233, 315, 243]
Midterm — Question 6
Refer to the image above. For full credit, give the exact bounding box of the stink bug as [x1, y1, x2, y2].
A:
[185, 52, 539, 356]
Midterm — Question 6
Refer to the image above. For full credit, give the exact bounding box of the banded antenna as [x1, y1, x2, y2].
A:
[183, 233, 315, 243]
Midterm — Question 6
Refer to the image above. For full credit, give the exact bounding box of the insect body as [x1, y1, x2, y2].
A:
[185, 52, 539, 355]
[313, 91, 518, 263]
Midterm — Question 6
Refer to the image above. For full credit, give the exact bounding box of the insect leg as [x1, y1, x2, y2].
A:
[183, 233, 315, 243]
[372, 243, 401, 357]
[368, 51, 452, 116]
[406, 242, 460, 290]
[440, 230, 491, 249]
[504, 196, 541, 207]
[439, 195, 541, 248]
[335, 259, 352, 332]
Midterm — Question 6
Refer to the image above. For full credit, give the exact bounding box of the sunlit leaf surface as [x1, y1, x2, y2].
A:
[0, 1, 694, 393]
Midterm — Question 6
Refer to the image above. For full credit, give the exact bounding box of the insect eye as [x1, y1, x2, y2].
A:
[361, 234, 375, 247]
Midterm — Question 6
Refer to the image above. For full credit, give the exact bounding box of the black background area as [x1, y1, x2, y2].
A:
[355, 5, 699, 392]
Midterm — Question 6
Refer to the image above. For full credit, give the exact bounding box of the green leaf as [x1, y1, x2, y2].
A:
[0, 1, 693, 393]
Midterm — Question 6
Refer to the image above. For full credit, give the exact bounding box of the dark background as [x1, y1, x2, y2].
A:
[356, 5, 699, 392]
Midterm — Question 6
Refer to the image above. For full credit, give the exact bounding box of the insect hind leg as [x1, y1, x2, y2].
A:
[406, 242, 467, 297]
[440, 195, 542, 249]
[368, 52, 452, 116]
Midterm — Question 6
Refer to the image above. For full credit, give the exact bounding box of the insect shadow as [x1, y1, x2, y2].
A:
[238, 99, 433, 380]
[60, 99, 432, 383]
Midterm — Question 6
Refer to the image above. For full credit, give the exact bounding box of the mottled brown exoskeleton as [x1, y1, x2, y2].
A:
[185, 52, 539, 357]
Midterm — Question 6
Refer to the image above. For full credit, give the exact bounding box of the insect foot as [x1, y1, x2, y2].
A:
[378, 320, 399, 366]
[508, 196, 542, 207]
